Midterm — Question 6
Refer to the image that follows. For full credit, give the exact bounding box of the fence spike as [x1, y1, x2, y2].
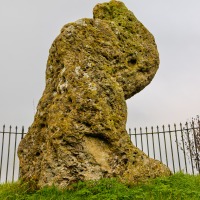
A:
[174, 123, 176, 129]
[192, 120, 195, 128]
[128, 128, 131, 138]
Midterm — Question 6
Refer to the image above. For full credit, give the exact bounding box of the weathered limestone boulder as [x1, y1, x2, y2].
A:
[18, 0, 171, 189]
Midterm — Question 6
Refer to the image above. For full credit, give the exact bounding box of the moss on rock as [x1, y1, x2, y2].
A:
[18, 0, 171, 189]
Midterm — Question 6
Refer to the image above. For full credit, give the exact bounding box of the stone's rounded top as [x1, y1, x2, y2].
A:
[93, 0, 130, 20]
[93, 0, 159, 99]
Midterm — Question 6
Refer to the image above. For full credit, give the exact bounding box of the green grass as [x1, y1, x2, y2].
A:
[0, 173, 200, 200]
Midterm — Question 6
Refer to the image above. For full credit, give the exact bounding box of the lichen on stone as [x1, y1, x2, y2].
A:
[18, 0, 171, 189]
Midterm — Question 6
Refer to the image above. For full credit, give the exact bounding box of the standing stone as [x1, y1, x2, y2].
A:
[18, 0, 171, 189]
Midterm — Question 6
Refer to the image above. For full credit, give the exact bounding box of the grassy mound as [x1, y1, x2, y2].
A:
[0, 173, 200, 199]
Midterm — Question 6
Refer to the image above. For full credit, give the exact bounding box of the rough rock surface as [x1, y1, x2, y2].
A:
[18, 0, 171, 189]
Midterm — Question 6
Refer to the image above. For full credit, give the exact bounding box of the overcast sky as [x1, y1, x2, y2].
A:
[0, 0, 200, 130]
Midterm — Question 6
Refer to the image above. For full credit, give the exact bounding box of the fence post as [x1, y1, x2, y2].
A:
[180, 123, 188, 173]
[12, 126, 18, 182]
[21, 126, 25, 139]
[168, 125, 175, 173]
[145, 127, 150, 157]
[174, 123, 181, 172]
[134, 128, 137, 147]
[18, 126, 25, 180]
[162, 125, 169, 167]
[0, 125, 5, 182]
[140, 127, 143, 151]
[157, 126, 162, 162]
[129, 128, 131, 139]
[6, 126, 12, 183]
[151, 126, 155, 159]
[185, 122, 194, 174]
[191, 120, 200, 173]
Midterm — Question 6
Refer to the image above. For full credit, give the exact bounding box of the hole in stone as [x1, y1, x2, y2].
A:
[86, 133, 110, 145]
[128, 58, 137, 66]
[68, 97, 73, 103]
[138, 66, 149, 73]
[102, 53, 109, 60]
[133, 151, 138, 155]
[83, 121, 92, 127]
[36, 152, 40, 156]
[40, 123, 45, 128]
[19, 150, 23, 154]
[128, 17, 133, 21]
[123, 158, 128, 165]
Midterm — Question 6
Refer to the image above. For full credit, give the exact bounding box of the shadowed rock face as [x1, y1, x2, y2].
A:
[18, 0, 171, 189]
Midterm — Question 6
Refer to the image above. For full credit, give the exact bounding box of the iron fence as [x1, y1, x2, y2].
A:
[0, 126, 25, 183]
[129, 119, 200, 175]
[0, 119, 200, 183]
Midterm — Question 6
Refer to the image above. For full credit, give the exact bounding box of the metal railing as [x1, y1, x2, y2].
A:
[129, 120, 200, 175]
[0, 126, 25, 183]
[0, 120, 200, 183]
